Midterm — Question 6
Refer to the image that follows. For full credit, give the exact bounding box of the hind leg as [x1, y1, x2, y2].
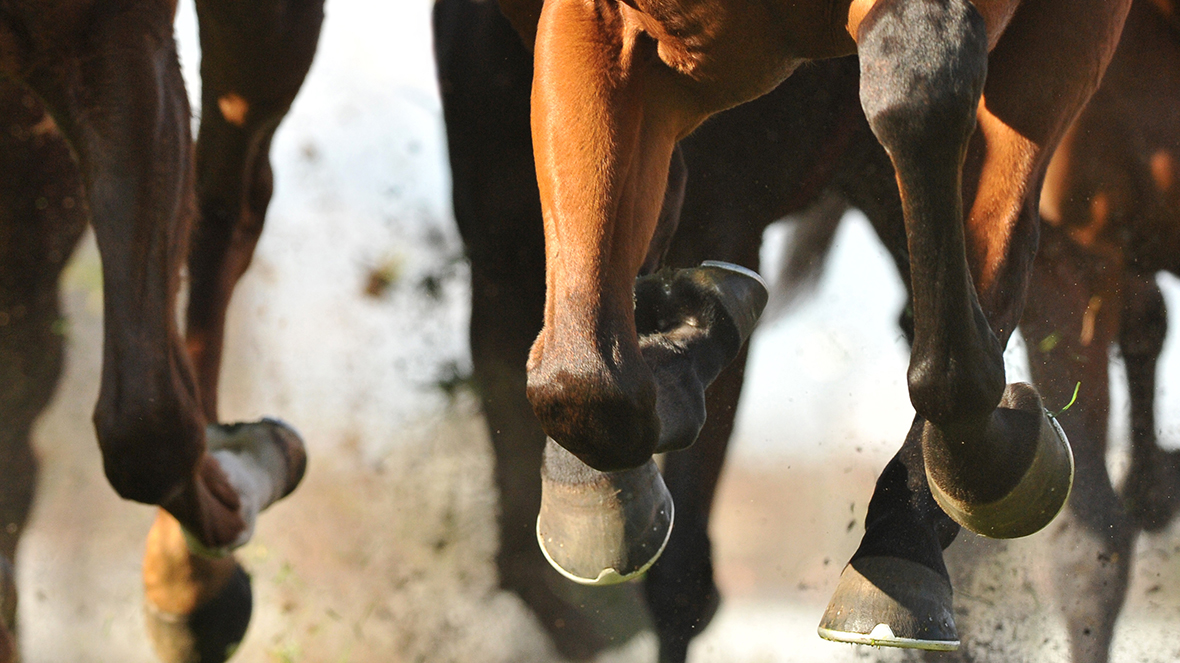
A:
[1023, 224, 1133, 663]
[0, 80, 88, 661]
[1118, 273, 1179, 531]
[140, 1, 324, 661]
[644, 348, 746, 663]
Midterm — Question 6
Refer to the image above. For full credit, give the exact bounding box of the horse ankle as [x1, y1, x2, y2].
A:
[526, 340, 659, 471]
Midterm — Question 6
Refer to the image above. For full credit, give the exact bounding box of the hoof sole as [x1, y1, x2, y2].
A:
[818, 557, 958, 651]
[145, 563, 252, 663]
[929, 383, 1074, 539]
[207, 418, 307, 500]
[537, 440, 673, 585]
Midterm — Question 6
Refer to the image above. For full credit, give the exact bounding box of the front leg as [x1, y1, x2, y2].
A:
[857, 0, 1130, 540]
[822, 0, 1129, 648]
[524, 0, 691, 472]
[524, 0, 768, 584]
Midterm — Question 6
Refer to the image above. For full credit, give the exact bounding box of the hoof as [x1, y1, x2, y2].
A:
[927, 383, 1074, 539]
[207, 418, 307, 501]
[635, 262, 768, 454]
[818, 556, 959, 651]
[692, 261, 768, 342]
[145, 562, 252, 663]
[188, 418, 307, 556]
[537, 440, 673, 585]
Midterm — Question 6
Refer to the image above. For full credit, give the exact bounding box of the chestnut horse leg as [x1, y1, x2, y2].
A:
[1022, 223, 1132, 663]
[821, 0, 1129, 648]
[139, 2, 323, 660]
[0, 80, 88, 663]
[433, 0, 651, 655]
[526, 0, 767, 585]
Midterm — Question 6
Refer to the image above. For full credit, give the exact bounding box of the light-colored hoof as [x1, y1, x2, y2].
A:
[206, 418, 307, 501]
[537, 440, 673, 586]
[928, 383, 1074, 539]
[818, 556, 959, 651]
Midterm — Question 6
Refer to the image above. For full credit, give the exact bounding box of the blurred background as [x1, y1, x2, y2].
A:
[12, 0, 1180, 661]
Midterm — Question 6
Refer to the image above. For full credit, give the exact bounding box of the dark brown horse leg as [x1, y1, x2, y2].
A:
[1023, 224, 1132, 663]
[862, 0, 1128, 541]
[186, 0, 324, 412]
[1119, 273, 1179, 531]
[645, 348, 747, 663]
[858, 0, 1069, 542]
[434, 0, 649, 656]
[18, 1, 301, 575]
[0, 80, 88, 662]
[139, 3, 323, 661]
[821, 2, 997, 648]
[822, 0, 1129, 648]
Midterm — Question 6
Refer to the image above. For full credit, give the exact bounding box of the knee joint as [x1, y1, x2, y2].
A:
[858, 0, 988, 152]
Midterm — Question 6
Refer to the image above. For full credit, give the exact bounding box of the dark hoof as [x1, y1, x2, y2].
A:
[927, 383, 1074, 539]
[145, 562, 252, 663]
[818, 556, 959, 651]
[537, 439, 673, 585]
[692, 261, 768, 341]
[635, 261, 768, 454]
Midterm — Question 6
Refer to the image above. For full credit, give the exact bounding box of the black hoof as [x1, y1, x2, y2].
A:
[635, 261, 767, 454]
[537, 439, 673, 585]
[818, 556, 959, 651]
[145, 563, 252, 663]
[692, 261, 768, 342]
[927, 383, 1074, 539]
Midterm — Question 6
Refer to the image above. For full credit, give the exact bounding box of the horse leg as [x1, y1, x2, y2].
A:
[644, 348, 747, 663]
[526, 0, 766, 584]
[434, 0, 650, 655]
[821, 0, 1129, 647]
[1022, 223, 1132, 663]
[135, 2, 323, 661]
[0, 79, 88, 663]
[1119, 273, 1178, 531]
[14, 0, 302, 587]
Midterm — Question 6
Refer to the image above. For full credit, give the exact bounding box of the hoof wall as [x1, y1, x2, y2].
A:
[818, 557, 959, 651]
[694, 261, 769, 342]
[207, 418, 307, 501]
[929, 383, 1074, 539]
[145, 563, 252, 663]
[537, 440, 673, 585]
